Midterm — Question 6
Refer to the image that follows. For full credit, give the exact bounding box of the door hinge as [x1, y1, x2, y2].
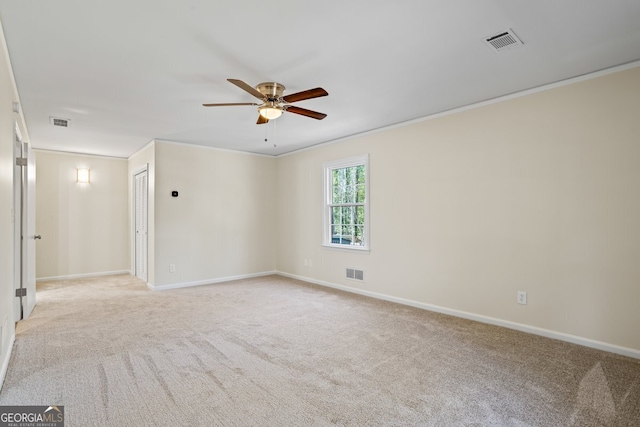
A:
[16, 157, 27, 166]
[16, 288, 27, 297]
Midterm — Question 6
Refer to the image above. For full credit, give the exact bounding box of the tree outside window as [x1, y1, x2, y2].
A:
[323, 155, 369, 250]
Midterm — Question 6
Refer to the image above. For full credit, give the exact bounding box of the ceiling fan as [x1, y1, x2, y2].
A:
[203, 79, 328, 124]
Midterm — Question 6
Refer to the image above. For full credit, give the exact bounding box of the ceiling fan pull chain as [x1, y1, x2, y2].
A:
[273, 118, 277, 148]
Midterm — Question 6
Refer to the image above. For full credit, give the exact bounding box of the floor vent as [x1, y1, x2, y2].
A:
[346, 268, 364, 281]
[50, 117, 70, 127]
[483, 29, 524, 52]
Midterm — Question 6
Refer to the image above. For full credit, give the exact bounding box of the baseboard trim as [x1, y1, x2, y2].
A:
[148, 271, 278, 291]
[277, 271, 640, 360]
[0, 333, 15, 392]
[36, 270, 132, 282]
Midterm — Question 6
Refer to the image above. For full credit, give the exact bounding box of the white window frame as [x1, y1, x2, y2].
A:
[322, 154, 370, 251]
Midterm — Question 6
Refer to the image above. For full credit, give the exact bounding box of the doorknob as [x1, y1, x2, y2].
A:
[34, 235, 41, 240]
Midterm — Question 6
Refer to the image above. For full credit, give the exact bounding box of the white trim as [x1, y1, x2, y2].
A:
[131, 164, 148, 177]
[127, 139, 156, 160]
[0, 18, 30, 144]
[277, 60, 640, 158]
[0, 334, 15, 391]
[36, 270, 131, 282]
[147, 271, 278, 291]
[277, 271, 640, 360]
[14, 121, 22, 143]
[321, 245, 371, 254]
[32, 148, 128, 160]
[154, 139, 275, 159]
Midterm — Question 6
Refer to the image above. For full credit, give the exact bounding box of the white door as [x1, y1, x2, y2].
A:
[134, 170, 148, 282]
[13, 133, 37, 320]
[22, 142, 37, 318]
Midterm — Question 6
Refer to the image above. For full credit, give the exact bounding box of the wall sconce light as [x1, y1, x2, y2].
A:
[77, 168, 90, 183]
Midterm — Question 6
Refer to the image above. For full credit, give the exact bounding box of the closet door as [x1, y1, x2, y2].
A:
[134, 170, 148, 282]
[14, 136, 37, 320]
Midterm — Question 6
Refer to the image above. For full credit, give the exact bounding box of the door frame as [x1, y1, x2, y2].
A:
[132, 165, 148, 283]
[13, 123, 23, 321]
[13, 122, 37, 321]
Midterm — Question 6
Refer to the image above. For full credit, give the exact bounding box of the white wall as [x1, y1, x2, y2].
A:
[35, 150, 129, 279]
[276, 66, 640, 353]
[150, 141, 277, 288]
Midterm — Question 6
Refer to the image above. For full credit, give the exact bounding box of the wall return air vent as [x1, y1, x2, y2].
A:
[483, 29, 524, 52]
[50, 117, 70, 127]
[346, 268, 364, 281]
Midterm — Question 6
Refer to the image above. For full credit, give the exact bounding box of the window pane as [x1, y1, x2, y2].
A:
[354, 225, 364, 245]
[332, 183, 343, 203]
[332, 165, 366, 204]
[355, 206, 364, 225]
[344, 183, 354, 203]
[332, 169, 343, 203]
[341, 206, 351, 224]
[356, 165, 365, 184]
[338, 236, 352, 245]
[331, 225, 342, 243]
[346, 224, 355, 238]
[331, 207, 341, 225]
[331, 225, 351, 245]
[356, 183, 365, 203]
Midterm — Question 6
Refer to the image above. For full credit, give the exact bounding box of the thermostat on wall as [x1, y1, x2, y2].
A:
[171, 191, 178, 197]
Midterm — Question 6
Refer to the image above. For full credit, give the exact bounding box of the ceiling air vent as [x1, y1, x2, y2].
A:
[50, 117, 70, 127]
[483, 29, 523, 52]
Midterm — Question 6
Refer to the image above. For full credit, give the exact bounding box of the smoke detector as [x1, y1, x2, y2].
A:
[50, 117, 70, 127]
[483, 29, 524, 52]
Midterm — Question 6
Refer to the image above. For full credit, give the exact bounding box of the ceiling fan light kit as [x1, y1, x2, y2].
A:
[258, 105, 283, 120]
[204, 79, 328, 124]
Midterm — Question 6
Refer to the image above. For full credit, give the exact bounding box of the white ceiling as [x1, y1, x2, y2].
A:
[1, 0, 640, 158]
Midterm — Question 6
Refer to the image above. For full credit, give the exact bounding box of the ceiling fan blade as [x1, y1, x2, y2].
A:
[285, 106, 327, 120]
[283, 87, 328, 103]
[257, 115, 269, 125]
[202, 102, 258, 107]
[227, 79, 265, 100]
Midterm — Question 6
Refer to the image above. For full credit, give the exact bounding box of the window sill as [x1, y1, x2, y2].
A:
[322, 243, 370, 253]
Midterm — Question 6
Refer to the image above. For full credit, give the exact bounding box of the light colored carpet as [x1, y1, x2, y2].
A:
[0, 274, 639, 426]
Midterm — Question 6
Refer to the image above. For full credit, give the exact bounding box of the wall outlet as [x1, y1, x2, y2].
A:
[303, 259, 308, 266]
[169, 264, 176, 273]
[517, 291, 527, 305]
[308, 259, 312, 267]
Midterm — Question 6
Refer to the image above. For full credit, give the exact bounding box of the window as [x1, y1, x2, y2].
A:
[323, 154, 369, 250]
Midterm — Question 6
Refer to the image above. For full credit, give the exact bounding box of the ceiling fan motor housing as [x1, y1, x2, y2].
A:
[256, 82, 285, 100]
